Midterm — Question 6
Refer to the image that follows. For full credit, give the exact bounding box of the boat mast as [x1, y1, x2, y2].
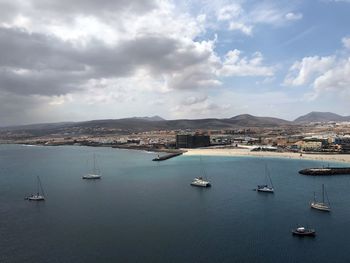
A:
[322, 184, 325, 204]
[265, 164, 273, 187]
[37, 176, 40, 194]
[200, 156, 207, 179]
[37, 176, 45, 197]
[93, 153, 96, 174]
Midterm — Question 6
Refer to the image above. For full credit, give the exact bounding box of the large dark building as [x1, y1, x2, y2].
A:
[335, 137, 350, 153]
[176, 134, 210, 148]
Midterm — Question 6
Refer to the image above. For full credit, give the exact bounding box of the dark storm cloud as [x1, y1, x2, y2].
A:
[0, 27, 217, 96]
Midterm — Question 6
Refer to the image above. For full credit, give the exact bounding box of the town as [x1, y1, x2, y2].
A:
[1, 119, 350, 154]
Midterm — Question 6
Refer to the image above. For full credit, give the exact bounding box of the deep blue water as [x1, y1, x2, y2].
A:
[1, 144, 350, 263]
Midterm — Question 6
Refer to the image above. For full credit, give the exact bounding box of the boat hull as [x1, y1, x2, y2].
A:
[82, 174, 102, 179]
[257, 186, 274, 193]
[26, 195, 45, 201]
[191, 182, 211, 187]
[310, 202, 331, 212]
[191, 177, 211, 187]
[292, 230, 316, 236]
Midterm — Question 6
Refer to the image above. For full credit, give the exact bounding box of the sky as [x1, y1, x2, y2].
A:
[1, 0, 350, 125]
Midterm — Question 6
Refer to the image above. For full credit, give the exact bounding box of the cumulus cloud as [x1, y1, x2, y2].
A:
[220, 49, 275, 77]
[284, 37, 350, 99]
[283, 56, 335, 86]
[228, 22, 252, 35]
[215, 2, 301, 36]
[0, 0, 280, 125]
[342, 37, 350, 49]
[313, 58, 350, 94]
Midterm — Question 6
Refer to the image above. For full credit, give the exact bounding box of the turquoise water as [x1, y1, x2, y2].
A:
[1, 144, 350, 263]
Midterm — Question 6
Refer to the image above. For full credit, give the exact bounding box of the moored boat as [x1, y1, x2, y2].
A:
[25, 176, 45, 201]
[191, 177, 211, 187]
[83, 154, 102, 179]
[292, 226, 316, 236]
[256, 165, 274, 193]
[191, 157, 211, 188]
[310, 184, 331, 212]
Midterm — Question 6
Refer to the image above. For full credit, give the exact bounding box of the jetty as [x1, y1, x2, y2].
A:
[152, 152, 183, 161]
[299, 167, 350, 176]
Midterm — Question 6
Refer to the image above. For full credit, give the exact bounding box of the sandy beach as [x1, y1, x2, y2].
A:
[183, 148, 350, 164]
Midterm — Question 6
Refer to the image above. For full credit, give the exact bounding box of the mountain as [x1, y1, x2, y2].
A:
[294, 112, 350, 123]
[130, 115, 165, 121]
[0, 114, 294, 138]
[229, 114, 290, 126]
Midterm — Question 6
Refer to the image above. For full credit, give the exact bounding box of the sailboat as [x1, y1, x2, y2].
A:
[257, 165, 274, 193]
[310, 184, 331, 212]
[82, 154, 102, 179]
[191, 157, 211, 187]
[25, 176, 45, 201]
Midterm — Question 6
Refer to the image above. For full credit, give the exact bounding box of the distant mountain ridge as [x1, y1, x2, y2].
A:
[294, 112, 350, 123]
[1, 112, 349, 137]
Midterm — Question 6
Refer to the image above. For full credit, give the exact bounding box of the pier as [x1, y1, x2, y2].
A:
[299, 167, 350, 176]
[152, 152, 183, 161]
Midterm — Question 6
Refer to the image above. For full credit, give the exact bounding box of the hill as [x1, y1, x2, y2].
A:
[0, 114, 293, 137]
[294, 112, 350, 123]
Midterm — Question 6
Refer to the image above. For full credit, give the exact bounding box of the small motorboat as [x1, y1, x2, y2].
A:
[292, 226, 316, 237]
[191, 177, 211, 187]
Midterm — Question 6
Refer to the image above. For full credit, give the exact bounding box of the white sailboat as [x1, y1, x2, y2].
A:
[257, 165, 274, 193]
[25, 176, 45, 201]
[310, 184, 331, 212]
[191, 157, 211, 187]
[82, 154, 102, 179]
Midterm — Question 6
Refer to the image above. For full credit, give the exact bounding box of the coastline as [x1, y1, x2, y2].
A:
[183, 148, 350, 164]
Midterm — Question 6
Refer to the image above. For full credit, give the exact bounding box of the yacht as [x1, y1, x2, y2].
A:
[83, 154, 102, 179]
[257, 165, 274, 193]
[310, 184, 331, 212]
[191, 177, 211, 187]
[25, 176, 45, 201]
[191, 157, 211, 187]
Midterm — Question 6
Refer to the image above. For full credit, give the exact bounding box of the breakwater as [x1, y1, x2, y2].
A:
[299, 167, 350, 176]
[152, 152, 183, 161]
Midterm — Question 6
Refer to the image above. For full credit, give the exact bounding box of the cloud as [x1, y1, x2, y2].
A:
[284, 37, 350, 99]
[173, 98, 231, 119]
[219, 49, 275, 77]
[285, 12, 303, 21]
[0, 0, 284, 125]
[228, 22, 252, 35]
[283, 56, 335, 86]
[0, 21, 221, 96]
[342, 37, 350, 49]
[215, 2, 302, 36]
[217, 4, 242, 21]
[181, 95, 208, 106]
[313, 58, 350, 95]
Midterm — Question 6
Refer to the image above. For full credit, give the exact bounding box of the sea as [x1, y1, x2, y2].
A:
[1, 144, 350, 263]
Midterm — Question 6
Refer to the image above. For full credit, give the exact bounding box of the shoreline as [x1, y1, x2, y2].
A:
[183, 148, 350, 164]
